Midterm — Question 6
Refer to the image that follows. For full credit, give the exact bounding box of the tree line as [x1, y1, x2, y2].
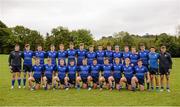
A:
[0, 20, 180, 57]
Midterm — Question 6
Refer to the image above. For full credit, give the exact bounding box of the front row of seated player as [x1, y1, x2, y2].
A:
[28, 57, 150, 91]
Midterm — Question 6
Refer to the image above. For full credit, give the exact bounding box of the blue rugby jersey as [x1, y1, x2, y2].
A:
[112, 63, 123, 79]
[86, 51, 96, 65]
[67, 65, 77, 79]
[122, 65, 134, 79]
[113, 51, 122, 60]
[67, 49, 77, 64]
[78, 65, 90, 78]
[77, 49, 87, 66]
[129, 52, 139, 66]
[139, 50, 149, 66]
[47, 51, 57, 65]
[57, 50, 67, 65]
[102, 64, 112, 78]
[105, 50, 113, 64]
[34, 51, 46, 65]
[134, 65, 148, 79]
[44, 64, 55, 78]
[22, 50, 34, 65]
[56, 65, 67, 79]
[32, 65, 44, 78]
[148, 52, 159, 69]
[90, 64, 101, 78]
[96, 50, 105, 65]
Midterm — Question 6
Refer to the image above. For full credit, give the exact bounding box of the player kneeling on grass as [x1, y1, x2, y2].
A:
[131, 59, 150, 91]
[28, 58, 44, 90]
[112, 58, 123, 90]
[42, 58, 55, 90]
[76, 58, 92, 90]
[67, 60, 78, 88]
[54, 59, 69, 90]
[99, 58, 114, 91]
[90, 58, 101, 89]
[120, 58, 134, 91]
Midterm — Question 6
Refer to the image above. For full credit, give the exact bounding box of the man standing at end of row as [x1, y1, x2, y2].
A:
[159, 46, 172, 92]
[8, 44, 22, 89]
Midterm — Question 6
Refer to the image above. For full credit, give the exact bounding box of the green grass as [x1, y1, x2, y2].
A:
[0, 54, 180, 106]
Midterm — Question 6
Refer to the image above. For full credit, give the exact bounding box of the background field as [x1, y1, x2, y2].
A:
[0, 55, 180, 106]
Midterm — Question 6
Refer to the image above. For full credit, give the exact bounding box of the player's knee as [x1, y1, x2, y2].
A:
[87, 76, 92, 81]
[108, 76, 114, 81]
[28, 77, 33, 81]
[99, 77, 104, 82]
[76, 76, 81, 82]
[140, 85, 144, 91]
[120, 77, 126, 82]
[43, 77, 47, 81]
[64, 77, 69, 81]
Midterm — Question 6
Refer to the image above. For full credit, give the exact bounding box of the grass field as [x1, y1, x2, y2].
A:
[0, 55, 180, 106]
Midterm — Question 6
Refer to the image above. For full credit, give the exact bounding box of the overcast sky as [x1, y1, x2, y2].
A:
[0, 0, 180, 40]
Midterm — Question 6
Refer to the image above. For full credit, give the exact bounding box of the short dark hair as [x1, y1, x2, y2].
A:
[137, 59, 143, 62]
[79, 43, 84, 46]
[15, 44, 19, 47]
[161, 46, 166, 49]
[140, 43, 145, 47]
[25, 44, 30, 47]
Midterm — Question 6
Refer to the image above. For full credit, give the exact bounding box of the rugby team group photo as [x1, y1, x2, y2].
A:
[9, 43, 172, 92]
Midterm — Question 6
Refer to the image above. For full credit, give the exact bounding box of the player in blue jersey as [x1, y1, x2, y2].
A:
[99, 58, 114, 91]
[130, 47, 139, 66]
[77, 43, 87, 66]
[90, 58, 101, 88]
[67, 60, 78, 87]
[57, 44, 67, 65]
[105, 45, 113, 64]
[96, 45, 105, 65]
[34, 45, 46, 65]
[53, 59, 69, 90]
[120, 58, 134, 90]
[131, 59, 150, 91]
[47, 44, 57, 66]
[22, 44, 34, 88]
[112, 58, 123, 90]
[139, 44, 149, 67]
[148, 47, 160, 91]
[42, 58, 56, 90]
[139, 44, 150, 90]
[86, 45, 96, 65]
[28, 58, 44, 90]
[122, 46, 131, 64]
[113, 45, 122, 63]
[76, 58, 92, 90]
[67, 42, 77, 65]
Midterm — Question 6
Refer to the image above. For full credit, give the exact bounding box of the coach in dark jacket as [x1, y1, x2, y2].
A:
[159, 46, 172, 92]
[8, 44, 22, 89]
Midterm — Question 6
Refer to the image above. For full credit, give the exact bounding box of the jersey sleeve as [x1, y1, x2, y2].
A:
[168, 53, 173, 69]
[21, 51, 24, 59]
[8, 52, 13, 66]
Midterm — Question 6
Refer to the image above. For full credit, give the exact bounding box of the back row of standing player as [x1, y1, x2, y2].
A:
[8, 43, 172, 92]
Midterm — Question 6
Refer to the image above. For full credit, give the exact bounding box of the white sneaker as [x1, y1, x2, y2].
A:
[11, 86, 14, 89]
[160, 89, 164, 92]
[23, 86, 26, 89]
[88, 87, 92, 91]
[30, 88, 34, 91]
[18, 86, 21, 89]
[167, 89, 171, 92]
[65, 88, 69, 91]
